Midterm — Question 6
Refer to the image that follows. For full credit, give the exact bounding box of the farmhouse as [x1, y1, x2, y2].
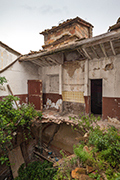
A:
[19, 16, 120, 120]
[1, 16, 120, 179]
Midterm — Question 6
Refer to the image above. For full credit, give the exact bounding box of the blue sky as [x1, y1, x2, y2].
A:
[0, 0, 120, 54]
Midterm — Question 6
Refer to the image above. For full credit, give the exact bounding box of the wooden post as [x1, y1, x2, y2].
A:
[7, 84, 19, 108]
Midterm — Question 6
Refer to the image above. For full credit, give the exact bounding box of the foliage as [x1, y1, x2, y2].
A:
[69, 113, 100, 135]
[71, 114, 120, 180]
[0, 76, 7, 85]
[73, 144, 94, 166]
[53, 150, 78, 180]
[15, 160, 57, 180]
[0, 95, 42, 165]
[54, 114, 120, 180]
[88, 126, 120, 167]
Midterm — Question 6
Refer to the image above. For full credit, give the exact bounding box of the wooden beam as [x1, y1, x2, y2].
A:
[34, 151, 54, 163]
[49, 53, 63, 64]
[38, 58, 50, 66]
[44, 57, 57, 66]
[19, 29, 120, 62]
[110, 41, 116, 55]
[100, 43, 108, 58]
[31, 60, 44, 67]
[91, 46, 99, 59]
[47, 56, 60, 65]
[82, 47, 91, 59]
[77, 48, 85, 57]
[7, 84, 19, 108]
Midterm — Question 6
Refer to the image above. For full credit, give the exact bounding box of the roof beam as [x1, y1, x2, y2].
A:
[110, 41, 116, 55]
[39, 57, 54, 66]
[31, 60, 43, 67]
[77, 48, 85, 57]
[43, 57, 56, 66]
[47, 56, 60, 65]
[82, 47, 91, 59]
[38, 58, 51, 66]
[91, 46, 99, 59]
[100, 43, 108, 58]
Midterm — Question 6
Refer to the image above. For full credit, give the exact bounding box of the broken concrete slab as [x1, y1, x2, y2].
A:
[8, 146, 25, 179]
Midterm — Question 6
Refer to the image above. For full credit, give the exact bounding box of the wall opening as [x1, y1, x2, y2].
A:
[91, 79, 102, 114]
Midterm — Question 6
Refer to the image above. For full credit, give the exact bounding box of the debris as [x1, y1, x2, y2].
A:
[53, 154, 76, 167]
[34, 151, 55, 163]
[8, 146, 25, 179]
[107, 116, 120, 124]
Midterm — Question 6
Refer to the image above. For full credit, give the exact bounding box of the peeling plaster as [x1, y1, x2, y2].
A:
[44, 98, 62, 110]
[63, 61, 83, 77]
[104, 63, 114, 71]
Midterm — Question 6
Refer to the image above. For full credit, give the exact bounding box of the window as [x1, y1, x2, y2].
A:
[49, 75, 59, 93]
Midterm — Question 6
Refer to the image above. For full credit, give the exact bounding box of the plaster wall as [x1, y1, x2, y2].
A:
[39, 65, 62, 110]
[62, 60, 85, 114]
[40, 65, 60, 94]
[0, 46, 18, 70]
[0, 61, 39, 99]
[88, 56, 118, 97]
[63, 61, 85, 92]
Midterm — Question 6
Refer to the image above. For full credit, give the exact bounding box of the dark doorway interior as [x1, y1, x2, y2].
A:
[91, 79, 102, 114]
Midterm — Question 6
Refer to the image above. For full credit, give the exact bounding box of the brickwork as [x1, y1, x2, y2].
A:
[40, 17, 93, 50]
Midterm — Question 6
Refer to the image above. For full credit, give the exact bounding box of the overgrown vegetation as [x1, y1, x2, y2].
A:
[1, 76, 120, 179]
[0, 77, 42, 165]
[0, 95, 42, 165]
[54, 114, 120, 180]
[15, 160, 57, 180]
[53, 152, 78, 180]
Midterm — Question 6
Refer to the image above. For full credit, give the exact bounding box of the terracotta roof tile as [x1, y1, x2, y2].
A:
[40, 16, 93, 35]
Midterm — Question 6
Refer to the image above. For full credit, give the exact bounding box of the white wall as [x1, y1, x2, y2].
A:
[0, 61, 39, 96]
[0, 46, 18, 70]
[39, 65, 60, 94]
[88, 56, 118, 97]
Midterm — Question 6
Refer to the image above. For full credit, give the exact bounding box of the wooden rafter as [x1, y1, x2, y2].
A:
[91, 46, 99, 59]
[31, 60, 43, 67]
[100, 43, 108, 58]
[43, 57, 56, 66]
[82, 47, 91, 59]
[77, 48, 85, 57]
[38, 58, 50, 66]
[47, 56, 60, 65]
[110, 41, 116, 55]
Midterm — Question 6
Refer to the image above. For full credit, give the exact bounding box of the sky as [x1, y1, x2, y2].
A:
[0, 0, 120, 54]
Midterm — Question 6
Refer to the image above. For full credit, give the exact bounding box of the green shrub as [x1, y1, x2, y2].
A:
[15, 161, 56, 180]
[70, 114, 120, 180]
[88, 126, 120, 167]
[0, 95, 41, 164]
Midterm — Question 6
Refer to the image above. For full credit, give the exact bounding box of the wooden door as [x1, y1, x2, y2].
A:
[28, 80, 43, 110]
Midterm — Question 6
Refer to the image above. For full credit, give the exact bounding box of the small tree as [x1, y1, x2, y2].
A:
[0, 76, 42, 165]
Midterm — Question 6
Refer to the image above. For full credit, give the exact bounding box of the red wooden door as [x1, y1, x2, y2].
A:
[28, 80, 43, 110]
